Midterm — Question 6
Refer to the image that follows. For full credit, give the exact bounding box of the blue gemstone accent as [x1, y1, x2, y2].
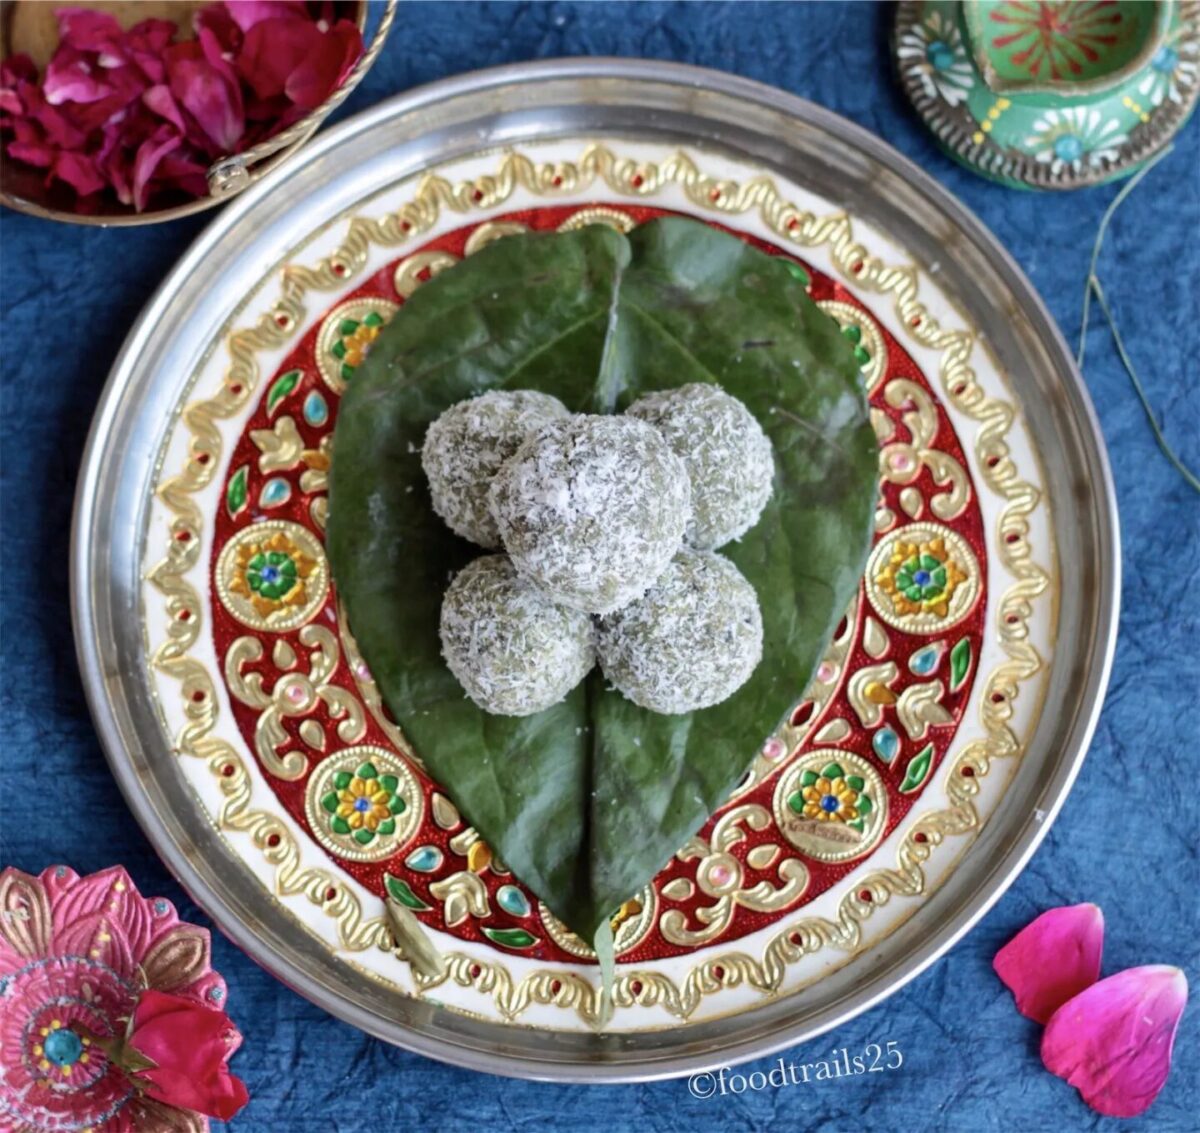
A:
[1053, 134, 1084, 162]
[1153, 46, 1179, 73]
[909, 643, 942, 675]
[912, 569, 931, 586]
[405, 846, 443, 873]
[153, 899, 169, 915]
[354, 796, 370, 812]
[820, 793, 840, 813]
[926, 40, 955, 71]
[260, 477, 292, 508]
[873, 726, 900, 763]
[259, 564, 280, 584]
[496, 884, 531, 918]
[44, 1028, 83, 1067]
[303, 390, 329, 427]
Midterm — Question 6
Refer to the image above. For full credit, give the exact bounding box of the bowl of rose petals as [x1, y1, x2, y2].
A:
[0, 0, 394, 224]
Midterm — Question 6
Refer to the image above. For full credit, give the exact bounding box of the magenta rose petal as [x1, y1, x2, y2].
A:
[55, 7, 125, 55]
[132, 127, 185, 210]
[1041, 965, 1188, 1118]
[993, 903, 1105, 1023]
[223, 0, 310, 33]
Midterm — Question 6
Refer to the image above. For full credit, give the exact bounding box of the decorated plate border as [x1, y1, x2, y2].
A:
[141, 141, 1053, 1029]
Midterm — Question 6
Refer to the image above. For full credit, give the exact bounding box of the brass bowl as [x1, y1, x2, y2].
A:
[0, 0, 395, 226]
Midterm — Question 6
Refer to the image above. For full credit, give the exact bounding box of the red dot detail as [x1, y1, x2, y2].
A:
[221, 764, 235, 777]
[630, 979, 643, 995]
[552, 175, 563, 187]
[196, 453, 210, 465]
[469, 964, 482, 979]
[914, 832, 928, 844]
[712, 965, 725, 980]
[325, 887, 337, 902]
[175, 531, 191, 542]
[852, 261, 864, 274]
[550, 979, 562, 995]
[178, 610, 191, 622]
[859, 889, 873, 902]
[190, 691, 205, 703]
[230, 384, 243, 395]
[631, 174, 644, 188]
[961, 766, 976, 778]
[472, 189, 483, 202]
[267, 833, 281, 847]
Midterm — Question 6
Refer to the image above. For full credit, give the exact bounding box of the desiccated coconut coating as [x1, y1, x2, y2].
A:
[488, 415, 692, 615]
[595, 549, 763, 714]
[422, 390, 570, 548]
[439, 555, 595, 716]
[625, 383, 774, 550]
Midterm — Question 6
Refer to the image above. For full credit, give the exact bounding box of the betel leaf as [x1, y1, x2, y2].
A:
[328, 218, 878, 948]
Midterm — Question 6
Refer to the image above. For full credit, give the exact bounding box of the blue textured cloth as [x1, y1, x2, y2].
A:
[2, 3, 1197, 1129]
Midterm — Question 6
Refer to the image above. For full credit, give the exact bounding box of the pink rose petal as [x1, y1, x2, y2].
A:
[56, 7, 125, 55]
[223, 0, 309, 33]
[994, 904, 1105, 1023]
[52, 149, 106, 195]
[166, 33, 244, 153]
[283, 18, 362, 110]
[132, 126, 185, 210]
[1042, 965, 1188, 1118]
[44, 46, 112, 105]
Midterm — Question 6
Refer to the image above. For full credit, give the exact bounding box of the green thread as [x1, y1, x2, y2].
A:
[1077, 145, 1198, 495]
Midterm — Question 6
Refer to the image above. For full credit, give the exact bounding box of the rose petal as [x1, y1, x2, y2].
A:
[6, 139, 55, 168]
[44, 46, 113, 105]
[130, 990, 249, 1120]
[56, 7, 125, 55]
[994, 904, 1104, 1023]
[236, 15, 320, 100]
[143, 83, 188, 133]
[282, 18, 362, 110]
[132, 126, 185, 210]
[222, 0, 309, 33]
[166, 37, 243, 154]
[1042, 965, 1188, 1118]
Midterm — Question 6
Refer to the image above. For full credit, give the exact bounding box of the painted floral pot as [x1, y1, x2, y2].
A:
[895, 0, 1200, 188]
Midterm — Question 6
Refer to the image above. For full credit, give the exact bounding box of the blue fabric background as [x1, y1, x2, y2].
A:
[2, 3, 1198, 1129]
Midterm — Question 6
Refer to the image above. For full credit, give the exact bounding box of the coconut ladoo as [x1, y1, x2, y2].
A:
[488, 414, 692, 614]
[626, 382, 774, 550]
[422, 389, 569, 548]
[439, 555, 595, 716]
[596, 549, 764, 714]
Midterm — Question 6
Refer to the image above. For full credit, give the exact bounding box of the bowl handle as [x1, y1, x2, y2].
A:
[206, 0, 399, 197]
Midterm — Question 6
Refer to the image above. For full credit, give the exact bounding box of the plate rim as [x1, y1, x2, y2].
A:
[70, 56, 1120, 1082]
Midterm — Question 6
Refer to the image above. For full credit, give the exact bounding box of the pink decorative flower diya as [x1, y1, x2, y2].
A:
[0, 865, 246, 1131]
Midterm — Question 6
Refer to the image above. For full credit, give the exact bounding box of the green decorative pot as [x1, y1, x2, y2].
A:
[894, 0, 1199, 188]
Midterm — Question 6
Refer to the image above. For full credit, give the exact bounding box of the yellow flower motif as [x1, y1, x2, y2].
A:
[228, 531, 317, 619]
[335, 773, 393, 832]
[875, 535, 967, 619]
[611, 897, 642, 932]
[800, 775, 860, 823]
[343, 322, 382, 368]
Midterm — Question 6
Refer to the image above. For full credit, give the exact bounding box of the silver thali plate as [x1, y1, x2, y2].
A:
[72, 59, 1118, 1082]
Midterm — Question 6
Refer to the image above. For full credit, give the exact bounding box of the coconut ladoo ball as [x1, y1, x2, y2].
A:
[625, 383, 774, 550]
[596, 549, 763, 714]
[422, 389, 570, 548]
[488, 415, 692, 614]
[440, 555, 595, 716]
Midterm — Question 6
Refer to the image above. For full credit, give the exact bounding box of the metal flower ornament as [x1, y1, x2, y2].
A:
[0, 866, 248, 1131]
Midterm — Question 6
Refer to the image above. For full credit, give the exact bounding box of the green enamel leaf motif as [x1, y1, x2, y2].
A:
[482, 927, 539, 950]
[226, 464, 248, 518]
[899, 743, 936, 794]
[266, 369, 301, 416]
[950, 637, 972, 692]
[328, 219, 877, 948]
[384, 873, 431, 911]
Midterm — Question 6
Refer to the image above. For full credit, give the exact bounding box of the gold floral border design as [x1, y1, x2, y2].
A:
[147, 143, 1051, 1026]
